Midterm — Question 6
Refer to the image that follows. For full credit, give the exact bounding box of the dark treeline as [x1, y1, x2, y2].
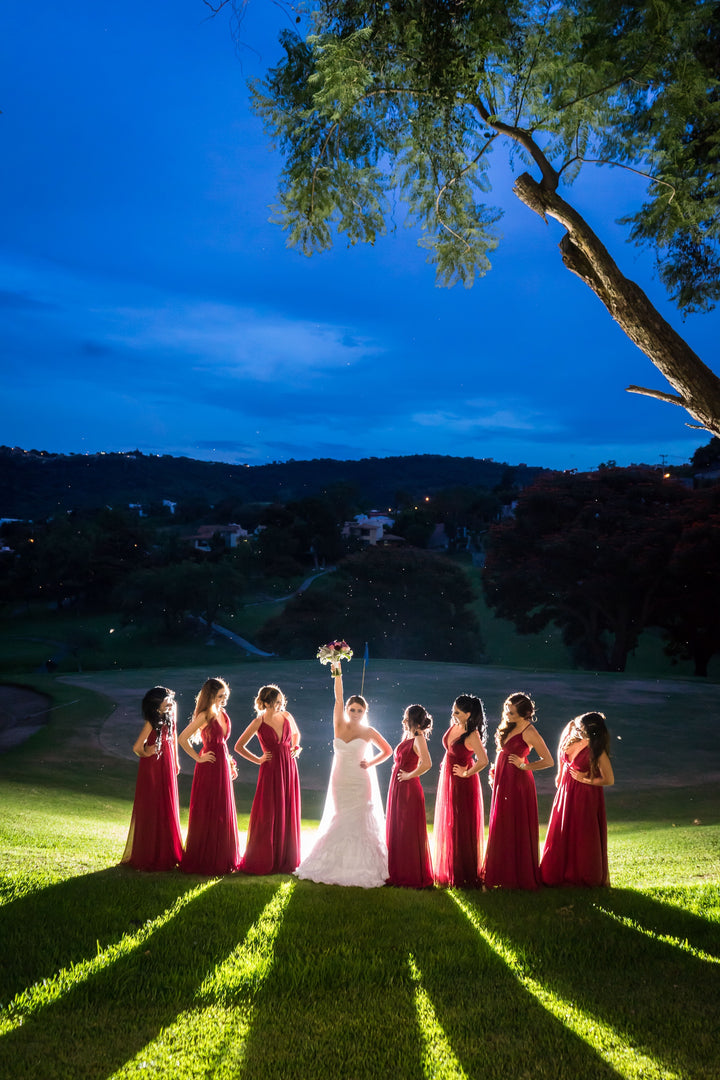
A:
[2, 442, 719, 675]
[0, 446, 544, 519]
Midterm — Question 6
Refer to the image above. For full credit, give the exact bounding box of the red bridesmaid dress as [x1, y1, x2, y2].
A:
[240, 715, 301, 875]
[386, 737, 433, 888]
[181, 711, 241, 875]
[540, 745, 609, 887]
[433, 727, 484, 887]
[482, 731, 541, 889]
[122, 723, 183, 871]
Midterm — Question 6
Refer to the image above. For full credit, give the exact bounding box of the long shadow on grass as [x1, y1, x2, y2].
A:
[235, 884, 625, 1080]
[595, 887, 720, 960]
[0, 867, 200, 1004]
[463, 886, 720, 1080]
[0, 875, 278, 1080]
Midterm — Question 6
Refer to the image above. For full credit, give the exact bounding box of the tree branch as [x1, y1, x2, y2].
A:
[471, 97, 559, 191]
[557, 156, 677, 203]
[513, 170, 720, 436]
[626, 385, 685, 406]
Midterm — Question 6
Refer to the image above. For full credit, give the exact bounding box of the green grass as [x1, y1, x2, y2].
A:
[0, 668, 719, 1079]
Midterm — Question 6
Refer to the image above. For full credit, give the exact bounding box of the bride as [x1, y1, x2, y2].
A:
[295, 663, 392, 887]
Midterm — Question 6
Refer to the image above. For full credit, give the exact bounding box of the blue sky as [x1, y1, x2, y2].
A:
[1, 0, 718, 472]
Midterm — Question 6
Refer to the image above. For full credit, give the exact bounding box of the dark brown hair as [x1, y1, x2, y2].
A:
[403, 703, 433, 736]
[572, 711, 610, 777]
[496, 692, 535, 750]
[453, 694, 486, 745]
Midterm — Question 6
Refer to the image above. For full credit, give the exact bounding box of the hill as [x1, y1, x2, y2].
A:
[0, 446, 546, 518]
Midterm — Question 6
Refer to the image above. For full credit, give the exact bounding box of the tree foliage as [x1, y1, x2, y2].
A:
[258, 546, 484, 661]
[483, 467, 690, 671]
[248, 0, 720, 433]
[654, 488, 720, 676]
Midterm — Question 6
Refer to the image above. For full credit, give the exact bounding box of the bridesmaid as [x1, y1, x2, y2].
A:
[386, 704, 434, 888]
[121, 686, 183, 871]
[482, 692, 553, 890]
[433, 694, 488, 887]
[540, 712, 614, 887]
[179, 677, 241, 876]
[235, 684, 302, 875]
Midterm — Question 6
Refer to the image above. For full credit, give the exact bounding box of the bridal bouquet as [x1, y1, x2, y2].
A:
[317, 640, 353, 673]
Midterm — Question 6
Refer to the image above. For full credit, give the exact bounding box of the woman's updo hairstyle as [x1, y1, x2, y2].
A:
[454, 693, 487, 745]
[403, 704, 433, 736]
[255, 684, 286, 715]
[496, 691, 535, 750]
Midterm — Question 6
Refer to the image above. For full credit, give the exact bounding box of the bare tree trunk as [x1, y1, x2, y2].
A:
[513, 171, 720, 437]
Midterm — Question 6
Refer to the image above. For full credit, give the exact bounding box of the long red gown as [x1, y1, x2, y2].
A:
[121, 723, 183, 871]
[433, 727, 484, 887]
[240, 715, 301, 875]
[482, 731, 541, 890]
[386, 737, 433, 888]
[540, 745, 609, 887]
[181, 710, 241, 876]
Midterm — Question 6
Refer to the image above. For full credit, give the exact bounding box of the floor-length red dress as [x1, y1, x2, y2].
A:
[482, 731, 541, 889]
[181, 710, 241, 876]
[386, 737, 433, 888]
[540, 745, 609, 887]
[240, 715, 301, 875]
[122, 723, 183, 871]
[433, 727, 484, 887]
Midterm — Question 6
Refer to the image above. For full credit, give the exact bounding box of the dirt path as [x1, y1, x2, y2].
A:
[0, 685, 53, 751]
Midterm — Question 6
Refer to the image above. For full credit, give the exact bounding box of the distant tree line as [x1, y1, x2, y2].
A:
[0, 445, 544, 519]
[3, 443, 719, 672]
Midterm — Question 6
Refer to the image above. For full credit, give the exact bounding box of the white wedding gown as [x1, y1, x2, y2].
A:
[295, 737, 388, 887]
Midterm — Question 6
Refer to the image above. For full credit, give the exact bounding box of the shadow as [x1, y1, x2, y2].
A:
[0, 875, 278, 1080]
[462, 886, 720, 1080]
[235, 882, 426, 1079]
[594, 887, 720, 960]
[0, 867, 200, 1004]
[236, 884, 625, 1080]
[406, 889, 625, 1080]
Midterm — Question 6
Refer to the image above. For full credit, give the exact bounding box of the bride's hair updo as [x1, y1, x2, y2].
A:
[255, 684, 286, 715]
[403, 704, 433, 736]
[345, 693, 368, 713]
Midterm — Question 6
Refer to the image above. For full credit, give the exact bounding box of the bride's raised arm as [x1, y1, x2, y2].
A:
[332, 664, 345, 736]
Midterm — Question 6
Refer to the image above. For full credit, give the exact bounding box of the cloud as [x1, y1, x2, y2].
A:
[412, 400, 562, 435]
[107, 300, 383, 383]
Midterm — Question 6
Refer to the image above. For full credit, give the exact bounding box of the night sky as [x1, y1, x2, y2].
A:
[2, 1, 718, 472]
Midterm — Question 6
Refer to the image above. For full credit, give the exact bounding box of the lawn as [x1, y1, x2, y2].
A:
[0, 663, 718, 1079]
